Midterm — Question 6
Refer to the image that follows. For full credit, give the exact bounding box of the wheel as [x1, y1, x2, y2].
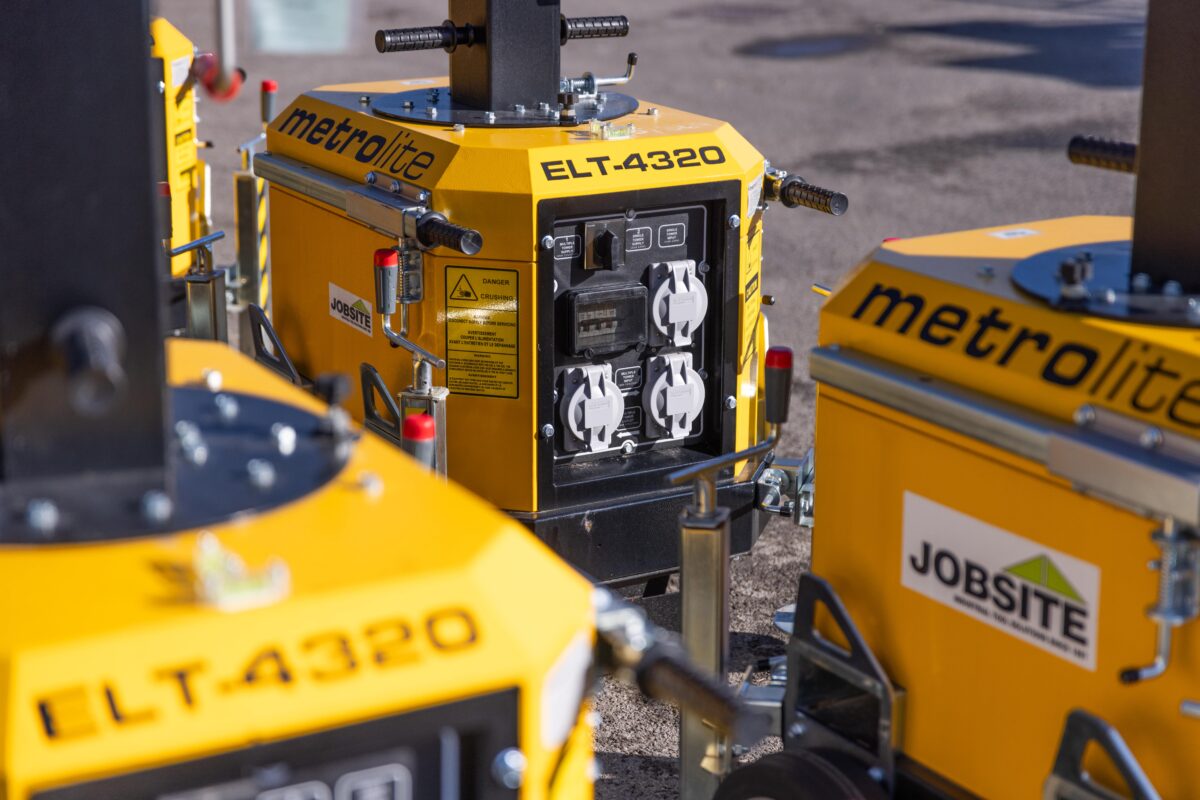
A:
[713, 749, 887, 800]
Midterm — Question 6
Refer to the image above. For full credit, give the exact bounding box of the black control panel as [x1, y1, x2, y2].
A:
[550, 202, 715, 462]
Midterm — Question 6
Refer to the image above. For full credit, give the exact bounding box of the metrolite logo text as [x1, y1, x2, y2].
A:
[278, 106, 437, 181]
[329, 283, 372, 337]
[900, 492, 1100, 669]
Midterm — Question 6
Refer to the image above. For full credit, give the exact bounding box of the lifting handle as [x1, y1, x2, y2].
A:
[778, 175, 848, 216]
[375, 22, 478, 53]
[561, 15, 630, 43]
[416, 212, 483, 255]
[1067, 135, 1137, 174]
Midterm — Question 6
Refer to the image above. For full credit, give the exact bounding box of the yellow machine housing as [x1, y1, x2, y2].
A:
[5, 340, 597, 800]
[150, 18, 209, 277]
[810, 216, 1200, 798]
[259, 80, 777, 583]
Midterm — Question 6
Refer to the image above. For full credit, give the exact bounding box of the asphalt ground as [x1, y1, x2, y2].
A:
[160, 0, 1146, 795]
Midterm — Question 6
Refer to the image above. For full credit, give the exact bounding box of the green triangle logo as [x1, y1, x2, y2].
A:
[450, 274, 478, 301]
[352, 299, 370, 314]
[1004, 555, 1083, 603]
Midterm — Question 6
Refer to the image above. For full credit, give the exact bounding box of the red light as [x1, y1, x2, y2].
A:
[261, 79, 278, 93]
[765, 346, 793, 370]
[402, 413, 436, 442]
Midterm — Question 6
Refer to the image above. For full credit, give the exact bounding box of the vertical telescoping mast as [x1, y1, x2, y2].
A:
[0, 0, 170, 540]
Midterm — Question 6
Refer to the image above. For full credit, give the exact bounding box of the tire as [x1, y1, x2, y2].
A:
[713, 749, 887, 800]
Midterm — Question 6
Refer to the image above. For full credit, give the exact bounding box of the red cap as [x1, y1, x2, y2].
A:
[261, 79, 278, 93]
[402, 413, 436, 441]
[765, 346, 794, 370]
[374, 248, 399, 267]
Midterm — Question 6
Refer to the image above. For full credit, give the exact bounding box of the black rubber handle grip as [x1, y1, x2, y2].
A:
[417, 212, 483, 255]
[780, 176, 848, 216]
[375, 25, 455, 53]
[562, 15, 629, 43]
[1067, 135, 1136, 174]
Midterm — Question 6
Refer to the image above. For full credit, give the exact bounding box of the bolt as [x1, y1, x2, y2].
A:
[646, 107, 659, 116]
[731, 744, 748, 757]
[141, 490, 173, 525]
[402, 99, 414, 110]
[1073, 404, 1096, 427]
[538, 101, 551, 112]
[978, 265, 996, 279]
[157, 80, 166, 94]
[359, 95, 370, 105]
[788, 721, 806, 738]
[1132, 272, 1152, 293]
[365, 172, 377, 185]
[1164, 280, 1184, 297]
[26, 498, 59, 535]
[214, 393, 239, 423]
[621, 440, 635, 455]
[484, 111, 496, 123]
[491, 748, 527, 790]
[202, 369, 223, 391]
[271, 423, 297, 457]
[541, 235, 555, 250]
[453, 123, 465, 133]
[1140, 426, 1165, 450]
[1104, 288, 1118, 305]
[388, 179, 401, 193]
[540, 423, 555, 440]
[426, 107, 438, 118]
[867, 766, 886, 783]
[513, 104, 526, 113]
[246, 458, 276, 490]
[728, 214, 741, 230]
[724, 395, 737, 410]
[359, 471, 384, 499]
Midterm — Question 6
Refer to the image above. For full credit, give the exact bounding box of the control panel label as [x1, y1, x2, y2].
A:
[658, 223, 687, 248]
[619, 406, 642, 431]
[445, 267, 519, 398]
[614, 366, 643, 392]
[901, 492, 1099, 670]
[626, 226, 652, 252]
[554, 234, 580, 260]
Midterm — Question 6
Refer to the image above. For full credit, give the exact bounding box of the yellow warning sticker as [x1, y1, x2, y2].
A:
[445, 266, 519, 398]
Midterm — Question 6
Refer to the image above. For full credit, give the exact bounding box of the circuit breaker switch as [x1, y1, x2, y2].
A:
[561, 364, 626, 452]
[649, 260, 708, 346]
[644, 353, 705, 439]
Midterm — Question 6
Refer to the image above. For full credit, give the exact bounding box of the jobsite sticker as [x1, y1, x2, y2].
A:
[328, 282, 372, 337]
[901, 492, 1100, 670]
[445, 266, 519, 398]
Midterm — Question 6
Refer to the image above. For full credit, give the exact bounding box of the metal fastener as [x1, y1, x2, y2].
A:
[1132, 272, 1152, 293]
[621, 440, 635, 455]
[365, 171, 377, 185]
[541, 235, 555, 250]
[453, 123, 465, 133]
[724, 395, 737, 410]
[247, 458, 276, 490]
[492, 748, 527, 789]
[485, 111, 496, 123]
[214, 393, 239, 423]
[271, 423, 297, 457]
[513, 104, 525, 113]
[202, 369, 223, 392]
[540, 423, 555, 440]
[1140, 426, 1165, 450]
[728, 214, 741, 230]
[388, 179, 401, 193]
[646, 107, 659, 116]
[359, 95, 370, 104]
[1164, 280, 1184, 297]
[1073, 404, 1097, 427]
[141, 490, 174, 525]
[402, 99, 414, 110]
[359, 471, 384, 499]
[26, 498, 59, 535]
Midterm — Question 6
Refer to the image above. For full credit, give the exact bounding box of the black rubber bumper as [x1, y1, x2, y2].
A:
[510, 479, 765, 585]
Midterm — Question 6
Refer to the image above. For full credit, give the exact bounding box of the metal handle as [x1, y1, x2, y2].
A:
[638, 643, 765, 744]
[561, 15, 629, 43]
[1067, 135, 1137, 174]
[416, 212, 483, 255]
[779, 176, 848, 216]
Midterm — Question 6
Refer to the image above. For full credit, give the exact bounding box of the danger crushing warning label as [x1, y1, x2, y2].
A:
[445, 266, 519, 398]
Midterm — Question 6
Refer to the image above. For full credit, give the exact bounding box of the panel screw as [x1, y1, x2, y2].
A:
[247, 458, 276, 490]
[728, 214, 741, 229]
[724, 395, 737, 410]
[1164, 280, 1183, 297]
[202, 369, 223, 392]
[359, 95, 370, 105]
[621, 440, 635, 454]
[141, 490, 174, 525]
[513, 104, 526, 113]
[485, 111, 496, 123]
[540, 424, 555, 440]
[1131, 272, 1152, 293]
[26, 498, 60, 535]
[214, 393, 239, 423]
[402, 99, 414, 110]
[541, 235, 555, 251]
[1140, 426, 1164, 450]
[491, 748, 527, 789]
[359, 471, 384, 499]
[788, 721, 806, 737]
[365, 171, 377, 185]
[1073, 405, 1096, 427]
[646, 107, 659, 116]
[388, 179, 401, 193]
[157, 80, 166, 94]
[453, 123, 465, 133]
[271, 423, 297, 457]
